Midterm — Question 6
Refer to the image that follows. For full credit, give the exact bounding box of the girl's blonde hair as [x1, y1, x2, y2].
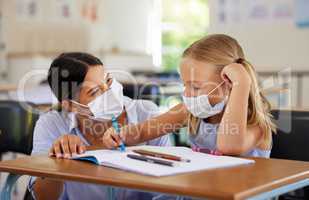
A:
[183, 34, 276, 148]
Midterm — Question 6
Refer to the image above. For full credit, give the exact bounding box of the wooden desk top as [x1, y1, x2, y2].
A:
[0, 84, 17, 92]
[0, 156, 308, 200]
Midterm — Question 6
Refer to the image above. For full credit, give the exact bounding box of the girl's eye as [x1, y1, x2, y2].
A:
[192, 86, 200, 90]
[184, 84, 199, 91]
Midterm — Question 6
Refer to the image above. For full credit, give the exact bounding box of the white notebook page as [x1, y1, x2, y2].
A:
[72, 146, 255, 177]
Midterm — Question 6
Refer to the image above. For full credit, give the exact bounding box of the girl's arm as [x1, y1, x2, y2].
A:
[102, 103, 188, 148]
[217, 64, 262, 155]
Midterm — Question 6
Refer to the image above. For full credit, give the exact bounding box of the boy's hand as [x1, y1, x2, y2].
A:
[101, 127, 124, 149]
[49, 135, 86, 159]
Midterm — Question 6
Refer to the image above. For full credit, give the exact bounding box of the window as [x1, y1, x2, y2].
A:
[161, 0, 209, 71]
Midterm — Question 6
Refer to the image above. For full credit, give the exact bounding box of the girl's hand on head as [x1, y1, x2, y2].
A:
[221, 63, 251, 88]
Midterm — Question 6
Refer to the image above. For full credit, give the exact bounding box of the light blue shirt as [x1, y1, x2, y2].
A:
[29, 97, 171, 200]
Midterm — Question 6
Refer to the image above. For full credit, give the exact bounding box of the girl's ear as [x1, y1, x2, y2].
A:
[221, 73, 233, 89]
[220, 71, 230, 83]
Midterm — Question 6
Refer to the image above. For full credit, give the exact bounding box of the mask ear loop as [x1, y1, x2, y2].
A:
[66, 100, 94, 118]
[207, 81, 226, 96]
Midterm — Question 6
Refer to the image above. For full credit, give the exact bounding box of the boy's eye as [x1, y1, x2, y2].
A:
[90, 88, 100, 96]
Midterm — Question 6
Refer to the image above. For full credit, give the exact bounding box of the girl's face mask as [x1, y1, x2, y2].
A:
[87, 79, 124, 120]
[182, 81, 227, 119]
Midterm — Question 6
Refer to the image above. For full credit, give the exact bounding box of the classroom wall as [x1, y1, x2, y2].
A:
[1, 0, 161, 84]
[2, 1, 91, 54]
[2, 0, 160, 56]
[103, 0, 161, 56]
[208, 0, 309, 108]
[0, 0, 7, 77]
[208, 0, 309, 71]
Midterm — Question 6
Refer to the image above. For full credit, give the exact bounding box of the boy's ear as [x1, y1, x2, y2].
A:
[61, 100, 73, 112]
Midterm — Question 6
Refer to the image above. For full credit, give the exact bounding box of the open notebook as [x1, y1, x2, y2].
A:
[71, 146, 255, 177]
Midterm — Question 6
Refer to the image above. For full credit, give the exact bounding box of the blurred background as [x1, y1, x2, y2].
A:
[0, 0, 309, 199]
[0, 0, 309, 109]
[0, 0, 308, 107]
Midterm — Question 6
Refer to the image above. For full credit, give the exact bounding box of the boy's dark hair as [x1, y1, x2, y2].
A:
[47, 52, 103, 102]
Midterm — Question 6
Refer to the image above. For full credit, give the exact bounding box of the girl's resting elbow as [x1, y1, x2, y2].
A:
[217, 142, 247, 156]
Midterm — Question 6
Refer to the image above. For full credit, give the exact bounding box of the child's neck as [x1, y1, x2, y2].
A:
[203, 112, 224, 124]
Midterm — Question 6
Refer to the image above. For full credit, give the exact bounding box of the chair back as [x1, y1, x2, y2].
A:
[0, 101, 39, 155]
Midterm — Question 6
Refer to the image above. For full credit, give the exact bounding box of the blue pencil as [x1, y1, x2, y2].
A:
[111, 116, 126, 152]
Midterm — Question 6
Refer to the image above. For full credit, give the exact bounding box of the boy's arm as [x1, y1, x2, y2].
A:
[32, 179, 64, 200]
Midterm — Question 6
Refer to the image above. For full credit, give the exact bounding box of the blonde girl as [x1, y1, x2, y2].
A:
[100, 34, 275, 157]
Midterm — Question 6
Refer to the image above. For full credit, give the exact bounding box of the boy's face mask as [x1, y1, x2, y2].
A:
[182, 81, 227, 119]
[87, 79, 124, 120]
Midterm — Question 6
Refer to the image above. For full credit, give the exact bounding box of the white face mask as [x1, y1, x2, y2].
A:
[88, 79, 124, 120]
[182, 81, 227, 119]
